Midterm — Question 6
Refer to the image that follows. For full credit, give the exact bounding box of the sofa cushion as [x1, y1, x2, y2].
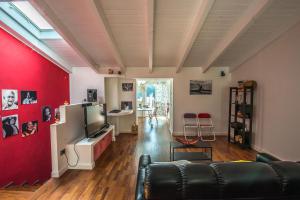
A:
[270, 161, 300, 196]
[183, 163, 219, 199]
[210, 162, 282, 199]
[145, 163, 182, 200]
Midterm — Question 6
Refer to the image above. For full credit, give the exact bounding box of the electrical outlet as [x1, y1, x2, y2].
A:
[60, 149, 66, 156]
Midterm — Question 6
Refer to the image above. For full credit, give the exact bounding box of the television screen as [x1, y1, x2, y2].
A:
[84, 104, 107, 138]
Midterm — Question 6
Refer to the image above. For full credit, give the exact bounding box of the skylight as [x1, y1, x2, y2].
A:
[12, 1, 53, 30]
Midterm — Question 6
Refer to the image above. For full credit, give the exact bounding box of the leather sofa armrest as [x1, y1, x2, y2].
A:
[135, 155, 152, 200]
[256, 152, 280, 163]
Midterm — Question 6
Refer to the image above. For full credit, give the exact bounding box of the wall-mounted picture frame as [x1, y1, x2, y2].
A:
[122, 83, 133, 92]
[190, 80, 212, 95]
[2, 89, 18, 110]
[21, 91, 37, 104]
[2, 114, 19, 138]
[22, 120, 38, 137]
[54, 108, 60, 122]
[42, 106, 52, 122]
[87, 89, 97, 102]
[121, 101, 133, 110]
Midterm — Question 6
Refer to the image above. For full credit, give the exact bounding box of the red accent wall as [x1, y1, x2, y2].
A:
[0, 28, 70, 186]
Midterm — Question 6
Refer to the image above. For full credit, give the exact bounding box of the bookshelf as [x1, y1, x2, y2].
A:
[228, 83, 255, 148]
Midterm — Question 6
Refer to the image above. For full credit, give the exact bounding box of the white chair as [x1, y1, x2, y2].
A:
[198, 113, 215, 141]
[183, 113, 199, 140]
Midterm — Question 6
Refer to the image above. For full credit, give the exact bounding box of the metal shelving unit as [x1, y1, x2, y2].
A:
[228, 86, 254, 148]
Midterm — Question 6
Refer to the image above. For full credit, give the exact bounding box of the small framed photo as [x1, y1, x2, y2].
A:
[2, 115, 19, 138]
[42, 106, 52, 122]
[121, 101, 133, 110]
[54, 108, 60, 122]
[190, 80, 212, 95]
[122, 83, 133, 92]
[21, 91, 37, 104]
[2, 89, 18, 110]
[87, 89, 97, 102]
[22, 121, 38, 137]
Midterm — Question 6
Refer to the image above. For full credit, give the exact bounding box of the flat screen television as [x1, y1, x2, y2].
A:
[83, 103, 108, 138]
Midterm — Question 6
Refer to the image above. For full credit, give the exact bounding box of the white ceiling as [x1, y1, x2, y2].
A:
[29, 0, 300, 73]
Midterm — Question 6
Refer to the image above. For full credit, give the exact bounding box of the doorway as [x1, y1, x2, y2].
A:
[136, 78, 173, 133]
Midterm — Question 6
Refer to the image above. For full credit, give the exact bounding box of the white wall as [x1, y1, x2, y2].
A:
[70, 67, 105, 104]
[105, 77, 136, 133]
[231, 22, 300, 161]
[50, 104, 85, 177]
[125, 67, 231, 134]
[104, 77, 119, 111]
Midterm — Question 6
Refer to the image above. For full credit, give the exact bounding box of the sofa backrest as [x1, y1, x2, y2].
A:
[143, 161, 300, 200]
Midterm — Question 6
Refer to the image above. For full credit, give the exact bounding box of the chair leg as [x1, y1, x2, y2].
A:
[200, 126, 216, 142]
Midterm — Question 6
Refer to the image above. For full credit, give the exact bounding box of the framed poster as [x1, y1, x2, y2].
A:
[2, 89, 18, 110]
[190, 80, 212, 95]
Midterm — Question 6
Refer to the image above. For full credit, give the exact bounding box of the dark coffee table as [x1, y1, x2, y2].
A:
[170, 141, 212, 161]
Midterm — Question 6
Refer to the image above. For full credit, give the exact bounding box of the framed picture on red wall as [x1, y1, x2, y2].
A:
[21, 91, 37, 104]
[2, 89, 18, 110]
[22, 121, 38, 137]
[2, 115, 19, 138]
[42, 106, 52, 122]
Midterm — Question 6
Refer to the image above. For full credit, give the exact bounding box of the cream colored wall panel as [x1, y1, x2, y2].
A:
[214, 0, 300, 68]
[184, 0, 253, 67]
[154, 0, 199, 67]
[43, 0, 119, 67]
[100, 0, 148, 67]
[43, 39, 89, 67]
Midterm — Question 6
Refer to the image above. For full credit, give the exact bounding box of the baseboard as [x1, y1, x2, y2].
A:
[251, 144, 286, 161]
[51, 165, 68, 178]
[252, 144, 262, 152]
[68, 162, 95, 170]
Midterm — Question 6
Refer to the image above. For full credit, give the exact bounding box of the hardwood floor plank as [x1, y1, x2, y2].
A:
[0, 118, 256, 200]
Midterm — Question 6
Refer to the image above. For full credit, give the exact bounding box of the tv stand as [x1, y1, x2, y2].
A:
[90, 130, 106, 138]
[66, 125, 115, 170]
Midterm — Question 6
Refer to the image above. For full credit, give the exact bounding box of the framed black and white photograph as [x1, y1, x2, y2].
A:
[190, 80, 212, 95]
[54, 108, 60, 122]
[122, 83, 133, 92]
[42, 106, 52, 122]
[87, 89, 97, 102]
[2, 89, 18, 110]
[21, 91, 37, 104]
[121, 101, 133, 110]
[2, 115, 19, 138]
[22, 120, 38, 137]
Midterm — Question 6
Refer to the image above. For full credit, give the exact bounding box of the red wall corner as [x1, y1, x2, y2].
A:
[0, 27, 70, 186]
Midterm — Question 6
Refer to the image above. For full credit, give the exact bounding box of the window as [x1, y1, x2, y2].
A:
[11, 1, 53, 30]
[0, 1, 61, 39]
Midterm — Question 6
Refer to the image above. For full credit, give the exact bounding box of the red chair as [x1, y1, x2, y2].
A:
[183, 113, 199, 140]
[198, 113, 215, 141]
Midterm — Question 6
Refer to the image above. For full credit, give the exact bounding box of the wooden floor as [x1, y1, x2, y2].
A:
[0, 118, 256, 200]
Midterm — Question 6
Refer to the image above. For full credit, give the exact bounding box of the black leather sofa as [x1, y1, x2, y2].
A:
[135, 153, 300, 200]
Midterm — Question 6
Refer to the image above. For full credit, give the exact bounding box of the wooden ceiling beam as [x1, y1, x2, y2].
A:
[91, 0, 126, 72]
[30, 0, 100, 73]
[202, 0, 272, 73]
[175, 0, 215, 73]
